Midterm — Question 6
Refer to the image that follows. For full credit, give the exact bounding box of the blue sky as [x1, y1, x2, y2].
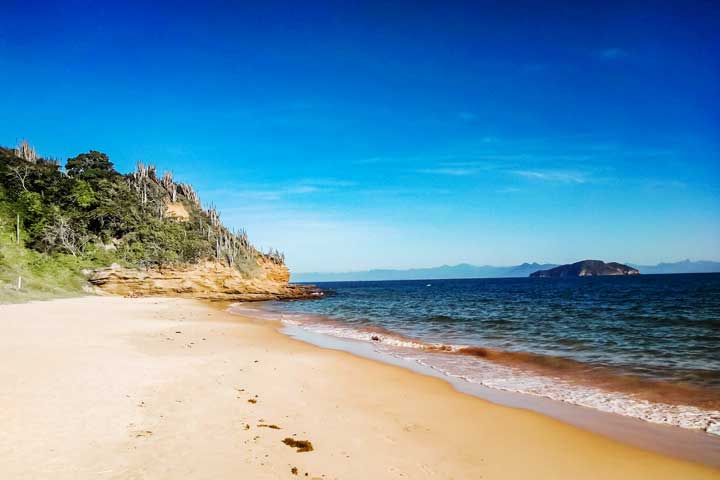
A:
[2, 0, 718, 272]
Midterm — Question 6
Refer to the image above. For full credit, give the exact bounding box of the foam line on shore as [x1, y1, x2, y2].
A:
[230, 303, 720, 435]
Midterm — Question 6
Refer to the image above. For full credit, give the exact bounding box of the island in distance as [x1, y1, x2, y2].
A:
[292, 259, 719, 282]
[530, 260, 640, 278]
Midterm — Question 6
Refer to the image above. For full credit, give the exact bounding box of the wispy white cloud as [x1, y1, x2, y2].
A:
[358, 137, 680, 192]
[497, 187, 523, 194]
[286, 185, 321, 194]
[355, 186, 452, 197]
[296, 178, 357, 188]
[417, 167, 480, 176]
[204, 179, 349, 201]
[511, 170, 589, 184]
[201, 188, 289, 202]
[640, 179, 687, 189]
[353, 155, 407, 165]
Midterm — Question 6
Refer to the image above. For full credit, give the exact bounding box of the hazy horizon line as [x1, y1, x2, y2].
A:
[294, 258, 720, 275]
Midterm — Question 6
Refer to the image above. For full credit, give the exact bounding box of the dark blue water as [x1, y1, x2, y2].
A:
[264, 273, 720, 433]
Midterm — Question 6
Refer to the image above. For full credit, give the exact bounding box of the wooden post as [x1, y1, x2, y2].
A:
[17, 276, 22, 290]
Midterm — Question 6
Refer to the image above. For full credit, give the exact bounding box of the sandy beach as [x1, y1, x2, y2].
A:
[0, 296, 718, 480]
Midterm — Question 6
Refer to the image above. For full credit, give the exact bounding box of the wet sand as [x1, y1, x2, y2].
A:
[282, 324, 720, 467]
[0, 296, 718, 479]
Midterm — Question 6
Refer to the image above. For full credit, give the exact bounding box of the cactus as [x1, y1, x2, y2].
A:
[125, 160, 285, 270]
[14, 139, 38, 163]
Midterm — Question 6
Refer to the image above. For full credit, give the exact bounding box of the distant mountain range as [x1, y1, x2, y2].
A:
[292, 263, 557, 282]
[293, 260, 720, 283]
[629, 259, 720, 275]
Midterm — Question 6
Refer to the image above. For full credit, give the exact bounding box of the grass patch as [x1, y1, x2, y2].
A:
[0, 221, 95, 303]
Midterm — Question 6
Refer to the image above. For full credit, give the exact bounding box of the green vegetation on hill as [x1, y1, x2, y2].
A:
[0, 141, 283, 302]
[0, 230, 94, 302]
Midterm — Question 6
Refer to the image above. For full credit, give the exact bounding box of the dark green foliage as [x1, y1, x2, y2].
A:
[0, 142, 284, 299]
[65, 150, 117, 180]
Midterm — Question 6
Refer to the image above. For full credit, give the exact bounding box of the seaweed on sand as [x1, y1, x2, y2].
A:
[282, 437, 314, 452]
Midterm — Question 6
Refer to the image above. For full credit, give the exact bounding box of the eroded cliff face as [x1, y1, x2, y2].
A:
[256, 256, 291, 283]
[88, 259, 317, 301]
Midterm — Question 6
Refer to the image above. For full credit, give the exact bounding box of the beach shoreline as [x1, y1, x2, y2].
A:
[1, 296, 718, 479]
[261, 276, 720, 438]
[230, 301, 720, 466]
[277, 319, 720, 467]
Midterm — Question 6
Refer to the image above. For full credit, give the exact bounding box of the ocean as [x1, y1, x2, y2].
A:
[239, 273, 720, 434]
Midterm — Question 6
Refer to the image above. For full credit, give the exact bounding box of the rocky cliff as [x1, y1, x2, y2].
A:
[530, 260, 640, 278]
[88, 260, 320, 301]
[0, 141, 313, 302]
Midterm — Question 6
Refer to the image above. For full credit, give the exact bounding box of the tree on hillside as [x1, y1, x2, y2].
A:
[8, 164, 31, 192]
[41, 215, 87, 256]
[66, 151, 117, 180]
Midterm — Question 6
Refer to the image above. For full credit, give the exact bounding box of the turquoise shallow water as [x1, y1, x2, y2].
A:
[261, 273, 720, 433]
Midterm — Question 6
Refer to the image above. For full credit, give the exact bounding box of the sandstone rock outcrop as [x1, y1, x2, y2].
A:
[88, 260, 320, 301]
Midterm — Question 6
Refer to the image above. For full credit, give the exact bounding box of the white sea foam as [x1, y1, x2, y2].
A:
[402, 351, 720, 434]
[230, 304, 720, 435]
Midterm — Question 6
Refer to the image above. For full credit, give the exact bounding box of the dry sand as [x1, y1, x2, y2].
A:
[0, 296, 717, 479]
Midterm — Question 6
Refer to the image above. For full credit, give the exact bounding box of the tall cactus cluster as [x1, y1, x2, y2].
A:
[14, 139, 38, 163]
[127, 162, 285, 269]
